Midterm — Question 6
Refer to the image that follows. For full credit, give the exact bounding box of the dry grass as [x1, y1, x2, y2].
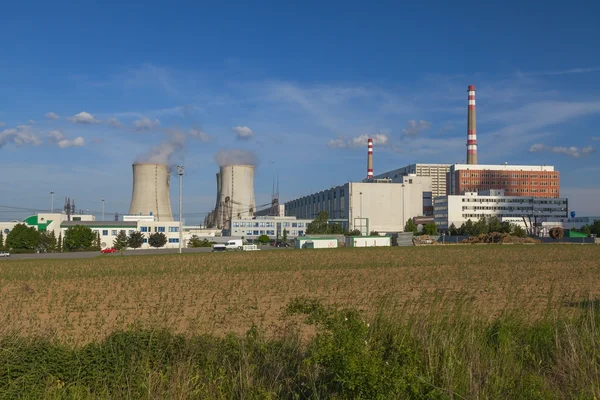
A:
[1, 245, 599, 345]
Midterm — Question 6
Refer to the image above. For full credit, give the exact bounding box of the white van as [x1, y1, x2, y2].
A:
[225, 239, 243, 251]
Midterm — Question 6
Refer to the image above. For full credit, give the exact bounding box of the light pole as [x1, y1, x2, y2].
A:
[177, 166, 184, 254]
[359, 191, 363, 235]
[102, 199, 105, 221]
[50, 191, 54, 213]
[401, 184, 406, 229]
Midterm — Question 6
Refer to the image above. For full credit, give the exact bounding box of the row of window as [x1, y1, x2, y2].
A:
[240, 230, 305, 236]
[96, 229, 180, 237]
[461, 181, 558, 186]
[141, 238, 180, 244]
[139, 226, 179, 233]
[461, 173, 557, 179]
[462, 213, 561, 219]
[462, 206, 566, 212]
[461, 198, 566, 205]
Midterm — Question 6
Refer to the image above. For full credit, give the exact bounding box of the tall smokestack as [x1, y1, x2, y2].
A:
[367, 137, 374, 179]
[467, 85, 478, 164]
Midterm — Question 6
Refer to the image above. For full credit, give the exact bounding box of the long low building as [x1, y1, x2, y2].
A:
[229, 216, 313, 239]
[434, 189, 569, 231]
[284, 179, 426, 234]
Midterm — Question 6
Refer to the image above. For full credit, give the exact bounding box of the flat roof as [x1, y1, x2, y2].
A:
[451, 164, 555, 171]
[60, 221, 138, 228]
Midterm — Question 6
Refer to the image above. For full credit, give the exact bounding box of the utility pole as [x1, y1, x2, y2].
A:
[177, 165, 184, 254]
[50, 191, 54, 213]
[102, 199, 105, 221]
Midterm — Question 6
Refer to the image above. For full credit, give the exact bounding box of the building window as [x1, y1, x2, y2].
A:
[260, 230, 265, 235]
[143, 238, 148, 243]
[253, 230, 259, 235]
[168, 227, 179, 232]
[233, 222, 239, 228]
[102, 230, 108, 236]
[158, 227, 165, 233]
[111, 230, 117, 236]
[292, 223, 298, 227]
[168, 238, 179, 243]
[141, 227, 148, 232]
[247, 231, 253, 236]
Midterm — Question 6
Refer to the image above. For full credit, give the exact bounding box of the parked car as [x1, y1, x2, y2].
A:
[273, 241, 290, 248]
[212, 244, 227, 252]
[0, 251, 10, 258]
[101, 247, 117, 254]
[224, 239, 243, 250]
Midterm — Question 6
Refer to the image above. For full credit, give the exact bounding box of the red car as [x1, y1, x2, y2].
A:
[101, 247, 117, 254]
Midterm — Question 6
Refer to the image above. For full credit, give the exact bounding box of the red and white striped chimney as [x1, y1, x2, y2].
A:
[467, 85, 478, 164]
[367, 137, 374, 179]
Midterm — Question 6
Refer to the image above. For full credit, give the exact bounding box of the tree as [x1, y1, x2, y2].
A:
[473, 217, 489, 235]
[128, 231, 144, 249]
[345, 229, 361, 236]
[306, 211, 330, 234]
[511, 224, 526, 237]
[188, 235, 213, 248]
[461, 219, 475, 236]
[148, 232, 167, 248]
[404, 219, 417, 233]
[258, 234, 270, 244]
[39, 231, 57, 253]
[282, 229, 288, 242]
[92, 232, 101, 251]
[422, 223, 438, 236]
[5, 224, 41, 252]
[448, 223, 458, 236]
[0, 231, 4, 250]
[57, 233, 62, 253]
[581, 225, 592, 235]
[370, 231, 380, 236]
[64, 225, 96, 252]
[113, 230, 129, 251]
[329, 223, 344, 234]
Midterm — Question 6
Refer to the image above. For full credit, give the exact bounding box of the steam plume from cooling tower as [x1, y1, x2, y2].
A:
[215, 149, 258, 167]
[135, 129, 186, 165]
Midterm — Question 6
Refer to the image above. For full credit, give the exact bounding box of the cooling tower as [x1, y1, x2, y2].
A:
[215, 164, 256, 229]
[128, 163, 174, 221]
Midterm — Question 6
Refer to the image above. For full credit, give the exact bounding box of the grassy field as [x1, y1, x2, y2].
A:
[1, 245, 600, 398]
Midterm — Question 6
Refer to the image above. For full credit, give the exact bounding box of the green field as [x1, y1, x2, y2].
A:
[1, 245, 599, 398]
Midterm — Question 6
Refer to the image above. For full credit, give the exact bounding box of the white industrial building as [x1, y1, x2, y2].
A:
[373, 163, 450, 198]
[229, 216, 313, 239]
[433, 189, 569, 231]
[284, 179, 426, 234]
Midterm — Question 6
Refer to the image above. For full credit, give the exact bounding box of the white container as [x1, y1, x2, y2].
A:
[345, 236, 391, 247]
[296, 237, 338, 249]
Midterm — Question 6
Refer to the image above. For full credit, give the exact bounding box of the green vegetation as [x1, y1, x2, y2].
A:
[258, 234, 270, 244]
[148, 232, 167, 248]
[112, 230, 129, 250]
[63, 225, 97, 252]
[306, 211, 344, 234]
[404, 218, 418, 233]
[449, 216, 525, 237]
[5, 223, 40, 252]
[187, 235, 213, 248]
[282, 228, 288, 242]
[422, 222, 438, 235]
[1, 297, 600, 398]
[127, 231, 144, 249]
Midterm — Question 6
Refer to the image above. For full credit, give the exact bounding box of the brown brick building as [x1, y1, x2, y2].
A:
[447, 164, 560, 198]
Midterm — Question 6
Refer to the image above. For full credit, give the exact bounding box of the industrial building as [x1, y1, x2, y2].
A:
[128, 163, 174, 221]
[284, 180, 426, 234]
[207, 164, 257, 230]
[446, 164, 560, 198]
[229, 216, 313, 239]
[373, 163, 450, 199]
[433, 189, 568, 231]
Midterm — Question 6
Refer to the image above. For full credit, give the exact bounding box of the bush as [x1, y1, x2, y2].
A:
[5, 224, 40, 251]
[64, 225, 96, 252]
[258, 234, 270, 244]
[148, 232, 167, 248]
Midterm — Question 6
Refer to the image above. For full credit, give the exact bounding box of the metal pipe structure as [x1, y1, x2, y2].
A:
[102, 199, 105, 221]
[128, 163, 174, 221]
[367, 138, 374, 179]
[177, 166, 184, 254]
[467, 85, 478, 165]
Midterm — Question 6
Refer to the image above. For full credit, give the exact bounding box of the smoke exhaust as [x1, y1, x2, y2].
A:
[367, 137, 374, 179]
[467, 85, 478, 164]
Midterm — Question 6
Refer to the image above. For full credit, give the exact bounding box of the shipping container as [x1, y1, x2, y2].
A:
[344, 236, 391, 247]
[296, 237, 338, 249]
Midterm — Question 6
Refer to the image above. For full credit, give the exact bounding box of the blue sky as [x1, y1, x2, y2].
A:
[1, 1, 600, 223]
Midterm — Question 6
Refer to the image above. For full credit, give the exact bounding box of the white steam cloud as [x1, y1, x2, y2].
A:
[529, 143, 596, 158]
[45, 112, 60, 120]
[402, 120, 431, 136]
[135, 129, 185, 164]
[134, 117, 161, 131]
[215, 149, 258, 167]
[0, 125, 42, 148]
[233, 126, 253, 140]
[328, 134, 388, 149]
[48, 130, 85, 148]
[68, 111, 101, 124]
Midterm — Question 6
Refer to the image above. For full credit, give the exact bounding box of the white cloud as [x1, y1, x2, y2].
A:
[28, 120, 36, 124]
[68, 111, 100, 124]
[233, 126, 253, 139]
[529, 143, 596, 158]
[189, 128, 212, 142]
[48, 130, 85, 148]
[45, 112, 60, 120]
[108, 117, 121, 127]
[402, 120, 431, 136]
[591, 136, 600, 141]
[0, 125, 42, 148]
[133, 117, 161, 131]
[328, 133, 389, 149]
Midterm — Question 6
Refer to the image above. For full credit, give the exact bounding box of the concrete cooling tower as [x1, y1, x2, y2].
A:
[213, 164, 256, 229]
[128, 163, 174, 221]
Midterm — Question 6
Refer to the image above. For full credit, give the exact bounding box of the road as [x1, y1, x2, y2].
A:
[1, 246, 291, 260]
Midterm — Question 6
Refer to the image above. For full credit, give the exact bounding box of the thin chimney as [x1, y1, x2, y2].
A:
[467, 85, 478, 164]
[367, 137, 374, 179]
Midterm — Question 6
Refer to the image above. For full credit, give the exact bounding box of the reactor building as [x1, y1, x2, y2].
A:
[207, 164, 256, 229]
[128, 163, 174, 221]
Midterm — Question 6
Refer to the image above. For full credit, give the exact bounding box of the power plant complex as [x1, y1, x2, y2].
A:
[1, 85, 596, 250]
